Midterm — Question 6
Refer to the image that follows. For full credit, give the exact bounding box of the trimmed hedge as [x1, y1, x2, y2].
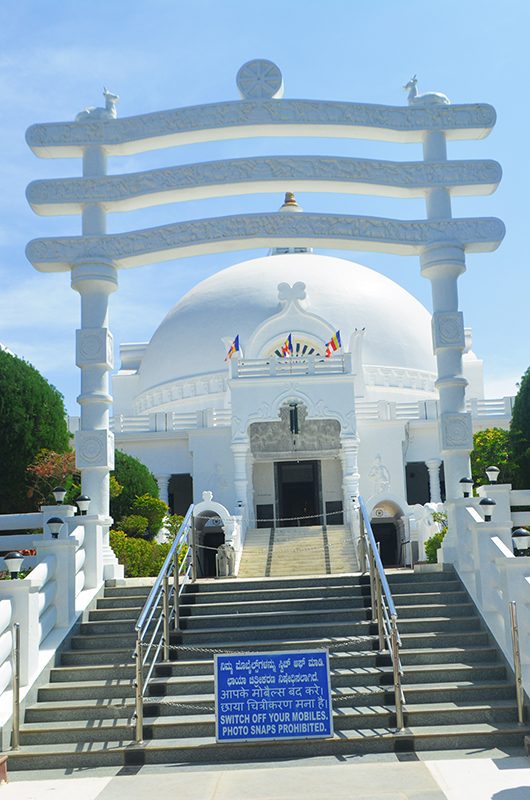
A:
[110, 530, 171, 577]
[109, 530, 188, 578]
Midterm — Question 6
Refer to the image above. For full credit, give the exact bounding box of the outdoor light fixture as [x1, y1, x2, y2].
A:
[4, 551, 24, 579]
[47, 517, 63, 539]
[479, 497, 496, 522]
[459, 477, 474, 498]
[485, 465, 500, 484]
[512, 528, 530, 557]
[76, 495, 91, 515]
[52, 486, 66, 504]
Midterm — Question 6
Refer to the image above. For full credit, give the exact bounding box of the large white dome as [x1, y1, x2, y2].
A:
[136, 252, 436, 400]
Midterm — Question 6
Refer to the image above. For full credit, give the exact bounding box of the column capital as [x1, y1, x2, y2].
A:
[420, 243, 466, 279]
[425, 458, 442, 469]
[71, 260, 118, 294]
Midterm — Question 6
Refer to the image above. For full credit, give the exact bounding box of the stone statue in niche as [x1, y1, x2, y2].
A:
[369, 454, 391, 494]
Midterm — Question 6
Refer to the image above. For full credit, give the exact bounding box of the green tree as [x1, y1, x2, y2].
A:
[510, 367, 530, 489]
[110, 450, 159, 522]
[0, 350, 69, 513]
[471, 428, 514, 487]
[130, 494, 168, 540]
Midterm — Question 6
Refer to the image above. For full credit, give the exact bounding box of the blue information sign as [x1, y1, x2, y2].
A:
[214, 649, 333, 742]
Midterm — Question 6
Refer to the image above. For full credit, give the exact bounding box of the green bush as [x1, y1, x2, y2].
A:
[424, 512, 448, 563]
[110, 451, 159, 522]
[109, 530, 171, 577]
[165, 514, 185, 541]
[119, 514, 149, 538]
[131, 494, 168, 539]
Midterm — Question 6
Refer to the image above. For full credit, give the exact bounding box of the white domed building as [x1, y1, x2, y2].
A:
[112, 197, 487, 571]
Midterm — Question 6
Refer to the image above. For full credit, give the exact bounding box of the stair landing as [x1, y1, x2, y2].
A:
[238, 525, 359, 578]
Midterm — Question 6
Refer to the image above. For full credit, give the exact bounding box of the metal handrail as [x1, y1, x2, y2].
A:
[358, 497, 406, 730]
[133, 505, 194, 743]
[12, 622, 20, 750]
[509, 601, 525, 724]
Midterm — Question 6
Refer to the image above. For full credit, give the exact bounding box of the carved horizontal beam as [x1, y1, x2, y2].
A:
[26, 212, 505, 272]
[26, 156, 502, 215]
[26, 99, 497, 158]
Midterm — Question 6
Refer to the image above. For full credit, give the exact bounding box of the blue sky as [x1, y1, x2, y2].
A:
[0, 0, 528, 414]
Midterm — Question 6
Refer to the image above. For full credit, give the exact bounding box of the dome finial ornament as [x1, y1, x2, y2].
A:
[279, 192, 303, 213]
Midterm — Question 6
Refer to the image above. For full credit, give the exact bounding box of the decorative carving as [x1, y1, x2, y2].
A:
[432, 311, 465, 351]
[76, 328, 114, 368]
[26, 156, 502, 211]
[403, 75, 450, 106]
[75, 430, 115, 469]
[26, 100, 497, 155]
[277, 281, 306, 304]
[368, 454, 391, 494]
[75, 88, 119, 122]
[27, 213, 506, 272]
[441, 412, 473, 450]
[236, 60, 283, 100]
[250, 413, 340, 455]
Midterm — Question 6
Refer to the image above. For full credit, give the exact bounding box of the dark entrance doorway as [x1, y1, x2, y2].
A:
[275, 460, 321, 527]
[195, 514, 225, 577]
[371, 521, 399, 567]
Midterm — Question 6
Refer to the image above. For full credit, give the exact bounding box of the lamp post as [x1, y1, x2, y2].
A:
[47, 517, 64, 539]
[76, 495, 91, 515]
[4, 552, 24, 580]
[485, 465, 500, 484]
[52, 486, 66, 504]
[512, 528, 530, 557]
[459, 477, 474, 498]
[479, 497, 496, 522]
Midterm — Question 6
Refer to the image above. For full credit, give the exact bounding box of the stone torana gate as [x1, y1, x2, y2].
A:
[25, 59, 504, 521]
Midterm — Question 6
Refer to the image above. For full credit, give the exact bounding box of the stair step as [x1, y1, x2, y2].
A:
[7, 722, 528, 771]
[12, 566, 529, 773]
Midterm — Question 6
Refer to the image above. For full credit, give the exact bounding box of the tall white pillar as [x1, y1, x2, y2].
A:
[421, 131, 472, 501]
[340, 435, 360, 523]
[72, 144, 116, 522]
[426, 458, 442, 504]
[232, 440, 249, 512]
[156, 474, 171, 506]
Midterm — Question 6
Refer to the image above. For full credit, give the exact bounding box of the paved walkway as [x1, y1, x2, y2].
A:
[1, 755, 530, 799]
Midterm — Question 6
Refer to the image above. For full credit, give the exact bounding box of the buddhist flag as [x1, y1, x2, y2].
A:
[225, 335, 240, 361]
[281, 333, 293, 357]
[325, 330, 341, 358]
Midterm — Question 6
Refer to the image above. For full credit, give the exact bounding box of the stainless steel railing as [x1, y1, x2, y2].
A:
[11, 622, 20, 750]
[358, 497, 405, 730]
[509, 601, 525, 724]
[133, 506, 194, 743]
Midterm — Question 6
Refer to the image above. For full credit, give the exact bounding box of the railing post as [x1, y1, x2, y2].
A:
[358, 508, 367, 574]
[134, 631, 144, 744]
[191, 515, 197, 583]
[173, 547, 180, 631]
[163, 575, 170, 662]
[391, 614, 404, 731]
[509, 601, 525, 724]
[368, 550, 376, 620]
[375, 572, 385, 651]
[11, 623, 20, 751]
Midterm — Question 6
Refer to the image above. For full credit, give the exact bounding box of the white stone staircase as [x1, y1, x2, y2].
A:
[238, 525, 359, 578]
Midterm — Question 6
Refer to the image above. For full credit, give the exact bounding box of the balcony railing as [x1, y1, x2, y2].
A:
[108, 396, 514, 434]
[232, 354, 350, 379]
